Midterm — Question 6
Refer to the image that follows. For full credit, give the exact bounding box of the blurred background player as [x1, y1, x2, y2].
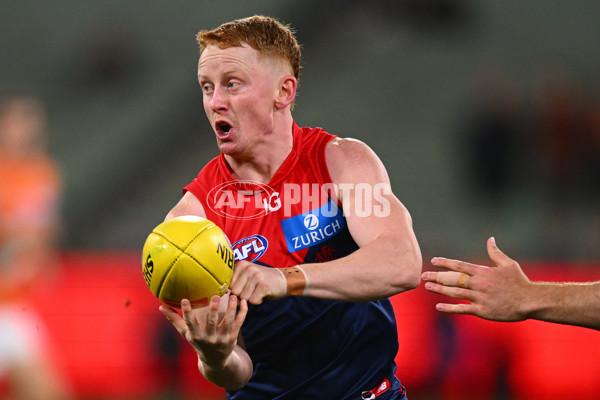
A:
[0, 96, 72, 400]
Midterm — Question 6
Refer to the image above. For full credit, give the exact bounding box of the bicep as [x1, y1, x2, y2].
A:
[326, 138, 412, 247]
[346, 193, 415, 248]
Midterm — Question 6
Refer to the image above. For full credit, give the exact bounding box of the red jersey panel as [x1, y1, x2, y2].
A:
[184, 122, 350, 268]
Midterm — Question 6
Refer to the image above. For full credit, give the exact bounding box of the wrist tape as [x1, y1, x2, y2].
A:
[280, 265, 309, 296]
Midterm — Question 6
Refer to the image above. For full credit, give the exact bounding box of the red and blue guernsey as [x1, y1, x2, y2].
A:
[184, 122, 407, 400]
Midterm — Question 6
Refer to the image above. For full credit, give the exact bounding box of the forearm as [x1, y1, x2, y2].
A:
[524, 281, 600, 330]
[299, 232, 422, 302]
[198, 345, 253, 390]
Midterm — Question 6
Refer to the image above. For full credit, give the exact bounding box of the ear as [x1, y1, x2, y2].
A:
[274, 75, 297, 110]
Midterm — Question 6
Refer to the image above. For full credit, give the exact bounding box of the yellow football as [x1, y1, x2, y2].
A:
[142, 216, 234, 308]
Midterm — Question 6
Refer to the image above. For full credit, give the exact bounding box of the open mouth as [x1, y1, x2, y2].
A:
[216, 121, 232, 137]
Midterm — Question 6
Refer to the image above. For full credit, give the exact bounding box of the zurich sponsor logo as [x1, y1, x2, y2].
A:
[303, 214, 319, 230]
[232, 234, 268, 262]
[280, 200, 346, 253]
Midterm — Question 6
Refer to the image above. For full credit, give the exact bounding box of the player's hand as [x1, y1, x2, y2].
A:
[159, 293, 248, 367]
[421, 237, 532, 322]
[229, 261, 287, 305]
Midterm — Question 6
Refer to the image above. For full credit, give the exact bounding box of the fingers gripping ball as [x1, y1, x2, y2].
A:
[142, 216, 235, 308]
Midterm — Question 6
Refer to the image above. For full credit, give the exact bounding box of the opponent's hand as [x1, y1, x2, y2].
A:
[159, 293, 248, 367]
[229, 261, 287, 305]
[421, 237, 532, 322]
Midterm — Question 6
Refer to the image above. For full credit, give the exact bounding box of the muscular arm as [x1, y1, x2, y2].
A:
[422, 237, 600, 330]
[299, 138, 422, 301]
[227, 138, 421, 304]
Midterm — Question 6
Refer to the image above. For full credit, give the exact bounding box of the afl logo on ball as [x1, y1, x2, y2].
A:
[232, 234, 268, 262]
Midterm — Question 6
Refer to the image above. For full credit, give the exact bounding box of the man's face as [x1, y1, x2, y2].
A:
[198, 44, 283, 157]
[0, 101, 45, 153]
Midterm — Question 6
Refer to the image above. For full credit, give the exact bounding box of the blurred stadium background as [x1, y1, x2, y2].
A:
[2, 1, 600, 399]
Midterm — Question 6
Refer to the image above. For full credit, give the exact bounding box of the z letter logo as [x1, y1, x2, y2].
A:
[303, 214, 319, 230]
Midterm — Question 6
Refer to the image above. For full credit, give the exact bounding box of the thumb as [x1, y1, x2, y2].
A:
[486, 237, 512, 267]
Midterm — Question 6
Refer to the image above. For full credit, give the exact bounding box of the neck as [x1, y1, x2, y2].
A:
[224, 116, 294, 184]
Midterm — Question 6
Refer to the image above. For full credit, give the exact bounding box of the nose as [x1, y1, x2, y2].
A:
[208, 86, 228, 113]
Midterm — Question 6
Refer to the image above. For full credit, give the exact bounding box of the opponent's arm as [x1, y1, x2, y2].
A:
[529, 281, 600, 330]
[422, 237, 600, 330]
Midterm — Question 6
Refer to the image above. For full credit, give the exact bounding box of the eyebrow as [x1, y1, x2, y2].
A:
[198, 67, 247, 82]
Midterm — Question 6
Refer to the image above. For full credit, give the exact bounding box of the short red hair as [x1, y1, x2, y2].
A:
[196, 15, 301, 81]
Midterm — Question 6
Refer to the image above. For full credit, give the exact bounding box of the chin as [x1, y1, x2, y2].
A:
[217, 141, 240, 156]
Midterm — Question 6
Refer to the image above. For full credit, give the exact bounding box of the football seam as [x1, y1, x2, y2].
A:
[153, 225, 224, 295]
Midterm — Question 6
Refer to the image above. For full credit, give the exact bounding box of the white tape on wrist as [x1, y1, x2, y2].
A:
[295, 265, 310, 296]
[275, 268, 286, 292]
